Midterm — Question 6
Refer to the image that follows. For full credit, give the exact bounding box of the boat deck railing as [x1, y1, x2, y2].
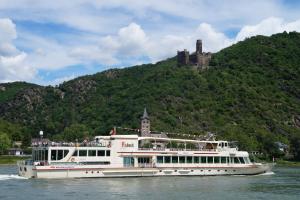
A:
[138, 163, 155, 168]
[138, 148, 217, 152]
[17, 160, 34, 166]
[32, 142, 109, 148]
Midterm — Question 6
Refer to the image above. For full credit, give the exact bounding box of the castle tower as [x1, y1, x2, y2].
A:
[140, 108, 150, 137]
[196, 39, 202, 53]
[196, 40, 202, 53]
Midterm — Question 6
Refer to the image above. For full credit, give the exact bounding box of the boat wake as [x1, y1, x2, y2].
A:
[0, 174, 28, 181]
[259, 171, 275, 176]
[254, 171, 275, 176]
[233, 171, 275, 177]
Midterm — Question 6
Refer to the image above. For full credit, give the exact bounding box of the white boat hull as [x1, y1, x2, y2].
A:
[18, 163, 272, 179]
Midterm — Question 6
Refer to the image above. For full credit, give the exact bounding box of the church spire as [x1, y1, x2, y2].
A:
[141, 107, 149, 119]
[141, 107, 150, 137]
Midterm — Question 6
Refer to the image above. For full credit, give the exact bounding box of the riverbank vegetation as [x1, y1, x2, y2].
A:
[0, 156, 30, 165]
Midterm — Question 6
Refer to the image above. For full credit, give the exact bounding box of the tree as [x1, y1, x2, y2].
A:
[62, 124, 90, 142]
[290, 135, 300, 161]
[0, 132, 11, 155]
[21, 131, 32, 148]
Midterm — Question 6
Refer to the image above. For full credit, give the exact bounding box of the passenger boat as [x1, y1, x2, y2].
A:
[18, 134, 272, 179]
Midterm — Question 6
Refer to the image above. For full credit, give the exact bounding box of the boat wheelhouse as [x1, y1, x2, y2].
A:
[18, 134, 272, 179]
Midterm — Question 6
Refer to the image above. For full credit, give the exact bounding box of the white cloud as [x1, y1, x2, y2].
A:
[236, 17, 300, 41]
[0, 43, 19, 56]
[17, 32, 80, 70]
[69, 45, 118, 65]
[146, 35, 191, 61]
[69, 23, 148, 65]
[195, 23, 233, 52]
[0, 52, 36, 82]
[117, 23, 148, 56]
[0, 18, 36, 83]
[0, 0, 293, 35]
[0, 18, 16, 42]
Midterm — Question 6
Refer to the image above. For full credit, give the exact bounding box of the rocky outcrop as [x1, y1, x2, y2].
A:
[2, 87, 44, 112]
[293, 115, 300, 129]
[0, 86, 6, 91]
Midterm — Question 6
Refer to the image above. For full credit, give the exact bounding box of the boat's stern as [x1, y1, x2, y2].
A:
[17, 160, 36, 178]
[252, 162, 274, 174]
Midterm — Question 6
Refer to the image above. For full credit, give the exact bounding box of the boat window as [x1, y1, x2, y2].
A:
[45, 150, 48, 161]
[214, 157, 220, 164]
[239, 157, 245, 164]
[179, 156, 185, 163]
[50, 149, 68, 160]
[157, 156, 163, 163]
[73, 150, 78, 156]
[63, 150, 69, 157]
[97, 150, 105, 156]
[164, 156, 171, 163]
[225, 143, 228, 147]
[34, 150, 37, 160]
[123, 157, 134, 167]
[194, 157, 199, 163]
[36, 150, 39, 161]
[172, 156, 178, 163]
[41, 150, 44, 161]
[38, 150, 42, 160]
[234, 157, 240, 164]
[79, 150, 87, 157]
[138, 157, 150, 164]
[88, 150, 96, 157]
[38, 150, 41, 160]
[221, 157, 227, 163]
[187, 156, 193, 163]
[244, 157, 250, 164]
[106, 150, 110, 157]
[207, 157, 213, 163]
[51, 150, 56, 160]
[33, 150, 36, 160]
[200, 157, 207, 163]
[57, 150, 64, 160]
[32, 149, 48, 161]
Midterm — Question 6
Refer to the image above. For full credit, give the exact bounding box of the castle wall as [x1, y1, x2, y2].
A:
[197, 53, 212, 67]
[189, 53, 197, 63]
[177, 49, 189, 66]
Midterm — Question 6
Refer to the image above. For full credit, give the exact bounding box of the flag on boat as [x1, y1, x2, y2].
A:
[110, 127, 117, 135]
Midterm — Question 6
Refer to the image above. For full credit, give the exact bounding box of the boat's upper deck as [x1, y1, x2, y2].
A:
[32, 134, 238, 153]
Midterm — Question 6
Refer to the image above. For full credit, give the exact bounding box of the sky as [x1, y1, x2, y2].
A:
[1, 0, 300, 85]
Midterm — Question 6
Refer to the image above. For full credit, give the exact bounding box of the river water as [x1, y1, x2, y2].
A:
[0, 166, 299, 200]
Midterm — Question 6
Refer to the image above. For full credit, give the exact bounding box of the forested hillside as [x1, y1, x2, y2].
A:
[0, 32, 299, 159]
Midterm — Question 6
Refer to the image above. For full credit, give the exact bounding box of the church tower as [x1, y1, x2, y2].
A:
[140, 108, 150, 137]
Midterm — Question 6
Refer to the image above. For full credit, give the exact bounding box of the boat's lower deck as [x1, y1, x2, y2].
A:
[18, 164, 272, 179]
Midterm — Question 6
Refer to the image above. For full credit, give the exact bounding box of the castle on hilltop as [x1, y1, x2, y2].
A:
[177, 39, 212, 68]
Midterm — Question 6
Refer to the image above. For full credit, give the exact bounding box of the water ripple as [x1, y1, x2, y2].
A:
[0, 174, 28, 181]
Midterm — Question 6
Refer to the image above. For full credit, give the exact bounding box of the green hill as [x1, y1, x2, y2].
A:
[0, 82, 39, 103]
[0, 32, 299, 159]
